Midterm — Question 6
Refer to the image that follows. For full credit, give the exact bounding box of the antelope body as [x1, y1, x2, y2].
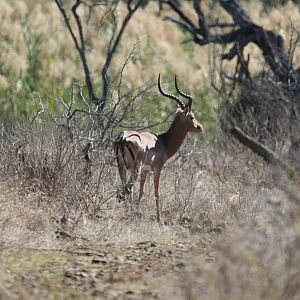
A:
[114, 75, 203, 223]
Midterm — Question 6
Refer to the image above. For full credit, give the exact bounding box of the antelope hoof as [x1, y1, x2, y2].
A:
[157, 216, 163, 225]
[117, 186, 132, 202]
[117, 192, 125, 203]
[116, 189, 127, 202]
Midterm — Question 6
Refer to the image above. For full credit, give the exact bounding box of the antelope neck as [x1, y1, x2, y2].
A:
[159, 115, 188, 159]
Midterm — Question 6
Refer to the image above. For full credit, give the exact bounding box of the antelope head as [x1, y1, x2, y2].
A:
[158, 74, 203, 133]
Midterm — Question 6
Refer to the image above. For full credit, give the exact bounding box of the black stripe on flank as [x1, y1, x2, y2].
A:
[121, 144, 130, 170]
[115, 144, 119, 156]
[127, 144, 136, 162]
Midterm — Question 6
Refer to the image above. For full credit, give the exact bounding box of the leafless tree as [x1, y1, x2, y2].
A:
[54, 0, 143, 118]
[162, 0, 299, 92]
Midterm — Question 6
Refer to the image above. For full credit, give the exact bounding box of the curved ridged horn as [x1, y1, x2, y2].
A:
[174, 75, 193, 108]
[158, 74, 185, 110]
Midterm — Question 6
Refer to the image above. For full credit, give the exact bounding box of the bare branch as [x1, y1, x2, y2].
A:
[100, 42, 139, 140]
[219, 0, 253, 27]
[99, 0, 143, 113]
[193, 0, 209, 39]
[162, 0, 197, 30]
[230, 126, 296, 178]
[163, 0, 294, 85]
[54, 0, 99, 106]
[55, 0, 143, 119]
[163, 16, 196, 36]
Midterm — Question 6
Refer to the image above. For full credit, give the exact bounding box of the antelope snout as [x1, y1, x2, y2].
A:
[196, 123, 204, 133]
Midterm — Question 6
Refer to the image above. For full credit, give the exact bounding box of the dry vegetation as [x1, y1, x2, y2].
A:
[1, 0, 300, 90]
[0, 116, 299, 299]
[0, 1, 300, 299]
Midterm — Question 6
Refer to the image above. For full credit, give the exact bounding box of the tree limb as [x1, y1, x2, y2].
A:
[99, 0, 143, 113]
[163, 0, 293, 84]
[230, 126, 296, 178]
[55, 0, 98, 106]
[55, 0, 142, 118]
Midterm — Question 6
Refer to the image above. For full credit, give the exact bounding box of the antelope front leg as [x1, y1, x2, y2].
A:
[154, 169, 162, 224]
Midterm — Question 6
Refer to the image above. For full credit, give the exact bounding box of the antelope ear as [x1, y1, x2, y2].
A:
[183, 105, 190, 115]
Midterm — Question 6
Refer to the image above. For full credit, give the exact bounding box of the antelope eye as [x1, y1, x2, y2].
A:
[190, 116, 194, 120]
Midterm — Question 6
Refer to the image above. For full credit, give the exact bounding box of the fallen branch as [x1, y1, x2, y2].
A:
[230, 126, 296, 179]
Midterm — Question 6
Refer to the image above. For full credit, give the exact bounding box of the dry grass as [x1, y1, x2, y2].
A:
[0, 117, 299, 299]
[0, 1, 300, 298]
[1, 0, 300, 90]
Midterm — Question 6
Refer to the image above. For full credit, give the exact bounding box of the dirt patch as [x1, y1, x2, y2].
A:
[0, 239, 211, 299]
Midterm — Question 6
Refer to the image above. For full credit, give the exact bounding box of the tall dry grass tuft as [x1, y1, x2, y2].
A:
[179, 195, 300, 300]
